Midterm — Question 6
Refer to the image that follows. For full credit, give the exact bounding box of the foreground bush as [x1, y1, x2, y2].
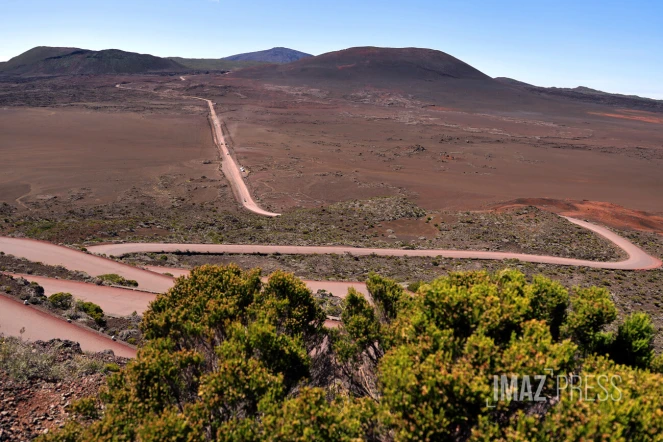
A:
[42, 266, 663, 441]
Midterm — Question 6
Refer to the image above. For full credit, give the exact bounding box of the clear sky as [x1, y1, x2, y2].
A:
[2, 0, 661, 98]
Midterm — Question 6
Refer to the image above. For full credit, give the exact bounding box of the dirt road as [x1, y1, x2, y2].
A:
[0, 236, 173, 293]
[186, 96, 280, 217]
[4, 273, 155, 317]
[85, 217, 662, 271]
[0, 293, 136, 358]
[115, 84, 280, 217]
[1, 214, 659, 355]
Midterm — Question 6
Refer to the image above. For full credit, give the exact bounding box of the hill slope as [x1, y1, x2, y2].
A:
[232, 47, 490, 82]
[496, 77, 663, 113]
[1, 47, 185, 75]
[223, 47, 312, 64]
[228, 47, 519, 109]
[0, 46, 80, 72]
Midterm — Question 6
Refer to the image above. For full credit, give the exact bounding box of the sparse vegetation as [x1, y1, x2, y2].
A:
[96, 273, 138, 287]
[0, 337, 104, 382]
[75, 301, 105, 326]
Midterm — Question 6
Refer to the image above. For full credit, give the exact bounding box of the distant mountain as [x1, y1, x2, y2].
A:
[223, 47, 312, 64]
[1, 47, 185, 75]
[496, 77, 663, 113]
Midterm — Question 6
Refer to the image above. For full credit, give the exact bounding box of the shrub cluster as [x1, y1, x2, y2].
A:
[76, 300, 105, 326]
[97, 274, 139, 287]
[41, 266, 663, 441]
[48, 292, 73, 310]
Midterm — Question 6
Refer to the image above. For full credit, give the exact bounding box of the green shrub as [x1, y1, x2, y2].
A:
[561, 286, 617, 354]
[610, 312, 655, 369]
[40, 268, 663, 442]
[96, 274, 138, 287]
[49, 292, 73, 310]
[406, 280, 422, 293]
[76, 301, 105, 326]
[104, 363, 121, 373]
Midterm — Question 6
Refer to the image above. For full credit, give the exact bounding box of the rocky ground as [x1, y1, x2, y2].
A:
[1, 197, 623, 262]
[0, 338, 127, 441]
[0, 253, 89, 282]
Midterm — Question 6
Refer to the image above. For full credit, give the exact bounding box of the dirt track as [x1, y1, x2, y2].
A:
[85, 217, 662, 271]
[188, 95, 280, 217]
[0, 293, 136, 358]
[0, 236, 173, 293]
[115, 84, 280, 217]
[0, 216, 660, 356]
[4, 273, 155, 316]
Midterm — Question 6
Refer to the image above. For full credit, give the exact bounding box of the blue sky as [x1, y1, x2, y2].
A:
[2, 0, 661, 98]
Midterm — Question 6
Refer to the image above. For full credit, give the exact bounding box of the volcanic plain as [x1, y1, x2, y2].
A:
[1, 47, 662, 357]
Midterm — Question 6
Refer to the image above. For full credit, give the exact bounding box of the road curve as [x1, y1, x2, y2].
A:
[116, 84, 279, 217]
[4, 273, 156, 317]
[85, 217, 661, 271]
[0, 293, 136, 358]
[0, 236, 173, 293]
[0, 215, 659, 356]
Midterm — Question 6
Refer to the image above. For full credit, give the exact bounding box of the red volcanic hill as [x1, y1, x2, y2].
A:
[229, 47, 527, 109]
[231, 46, 490, 82]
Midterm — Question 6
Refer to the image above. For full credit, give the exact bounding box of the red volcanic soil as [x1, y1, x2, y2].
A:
[0, 107, 220, 208]
[588, 110, 663, 125]
[494, 198, 663, 234]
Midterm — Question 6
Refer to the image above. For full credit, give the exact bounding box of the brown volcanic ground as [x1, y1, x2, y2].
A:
[0, 88, 225, 209]
[0, 47, 661, 224]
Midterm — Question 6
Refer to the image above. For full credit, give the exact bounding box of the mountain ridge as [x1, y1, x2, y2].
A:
[1, 47, 185, 75]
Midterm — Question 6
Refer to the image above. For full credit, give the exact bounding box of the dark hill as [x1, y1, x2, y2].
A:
[168, 57, 263, 71]
[229, 47, 523, 110]
[0, 46, 80, 72]
[223, 47, 312, 64]
[233, 47, 490, 82]
[1, 47, 185, 75]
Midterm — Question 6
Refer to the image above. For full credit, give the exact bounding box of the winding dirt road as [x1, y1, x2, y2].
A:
[0, 236, 173, 293]
[0, 215, 660, 356]
[85, 217, 661, 271]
